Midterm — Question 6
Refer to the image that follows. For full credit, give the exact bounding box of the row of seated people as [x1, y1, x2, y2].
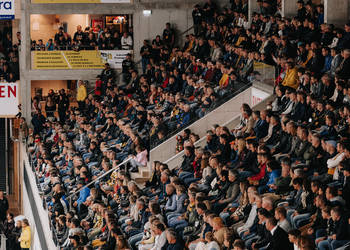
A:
[28, 0, 350, 249]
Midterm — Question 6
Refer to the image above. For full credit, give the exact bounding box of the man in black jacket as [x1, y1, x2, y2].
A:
[265, 217, 293, 250]
[342, 164, 350, 210]
[318, 207, 350, 250]
[0, 191, 9, 223]
[177, 146, 195, 182]
[336, 49, 350, 80]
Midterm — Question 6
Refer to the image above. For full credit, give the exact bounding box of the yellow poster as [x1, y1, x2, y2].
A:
[32, 51, 106, 69]
[32, 0, 130, 3]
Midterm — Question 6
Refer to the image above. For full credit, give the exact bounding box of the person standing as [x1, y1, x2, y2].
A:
[19, 219, 31, 250]
[57, 89, 70, 125]
[76, 80, 87, 112]
[140, 40, 151, 74]
[3, 213, 21, 250]
[192, 4, 203, 36]
[0, 191, 9, 223]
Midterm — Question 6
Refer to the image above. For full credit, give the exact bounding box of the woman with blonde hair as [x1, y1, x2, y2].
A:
[76, 80, 87, 111]
[212, 217, 228, 246]
[19, 219, 31, 250]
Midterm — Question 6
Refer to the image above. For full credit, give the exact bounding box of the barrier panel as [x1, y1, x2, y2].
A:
[32, 50, 132, 70]
[21, 142, 57, 250]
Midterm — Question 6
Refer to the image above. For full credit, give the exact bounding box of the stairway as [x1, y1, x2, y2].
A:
[131, 166, 151, 186]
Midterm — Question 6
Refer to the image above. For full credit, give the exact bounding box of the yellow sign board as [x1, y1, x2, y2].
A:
[32, 0, 130, 3]
[33, 51, 106, 70]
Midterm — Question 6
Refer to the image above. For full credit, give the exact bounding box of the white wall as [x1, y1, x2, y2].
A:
[21, 143, 57, 250]
[133, 9, 193, 61]
[22, 183, 44, 250]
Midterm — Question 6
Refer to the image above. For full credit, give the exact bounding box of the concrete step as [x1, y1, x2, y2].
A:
[135, 177, 149, 185]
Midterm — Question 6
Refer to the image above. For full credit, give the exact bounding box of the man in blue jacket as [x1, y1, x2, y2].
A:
[73, 180, 90, 213]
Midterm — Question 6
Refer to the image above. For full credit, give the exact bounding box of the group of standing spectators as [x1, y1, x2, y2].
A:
[0, 191, 31, 250]
[31, 25, 133, 51]
[24, 0, 350, 249]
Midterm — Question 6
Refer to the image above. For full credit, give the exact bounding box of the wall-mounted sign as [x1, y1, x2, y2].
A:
[32, 50, 132, 69]
[0, 82, 19, 117]
[32, 0, 130, 3]
[0, 0, 15, 20]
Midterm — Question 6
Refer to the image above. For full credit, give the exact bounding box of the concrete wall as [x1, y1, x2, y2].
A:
[133, 8, 193, 61]
[31, 14, 90, 42]
[150, 85, 269, 165]
[325, 0, 349, 27]
[31, 80, 68, 97]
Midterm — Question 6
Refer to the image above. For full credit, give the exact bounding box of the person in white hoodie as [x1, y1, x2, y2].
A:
[327, 142, 345, 183]
[151, 222, 166, 250]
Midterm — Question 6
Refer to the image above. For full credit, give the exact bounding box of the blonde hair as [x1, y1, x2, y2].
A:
[212, 217, 224, 227]
[237, 138, 246, 153]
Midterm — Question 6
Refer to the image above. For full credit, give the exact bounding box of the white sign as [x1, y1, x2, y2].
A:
[100, 50, 132, 69]
[251, 87, 270, 107]
[0, 0, 14, 20]
[100, 0, 130, 2]
[0, 82, 19, 117]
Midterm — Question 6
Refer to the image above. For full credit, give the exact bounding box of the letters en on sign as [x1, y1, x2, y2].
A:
[0, 82, 19, 117]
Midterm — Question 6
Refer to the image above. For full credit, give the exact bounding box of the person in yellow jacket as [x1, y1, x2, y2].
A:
[19, 219, 31, 250]
[76, 80, 87, 111]
[282, 62, 300, 89]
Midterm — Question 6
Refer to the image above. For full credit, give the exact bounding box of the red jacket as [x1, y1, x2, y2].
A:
[250, 163, 267, 181]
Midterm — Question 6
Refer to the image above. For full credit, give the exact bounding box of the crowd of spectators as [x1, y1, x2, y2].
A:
[31, 25, 134, 51]
[26, 0, 350, 249]
[0, 24, 20, 82]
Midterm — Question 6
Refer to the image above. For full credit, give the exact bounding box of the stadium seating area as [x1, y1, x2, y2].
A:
[27, 0, 350, 249]
[0, 29, 20, 82]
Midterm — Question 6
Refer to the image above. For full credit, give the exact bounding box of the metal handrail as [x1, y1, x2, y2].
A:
[66, 157, 132, 205]
[178, 25, 194, 37]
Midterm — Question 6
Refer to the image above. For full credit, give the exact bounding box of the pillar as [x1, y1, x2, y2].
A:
[20, 0, 32, 121]
[325, 0, 349, 27]
[282, 0, 298, 18]
[249, 0, 260, 23]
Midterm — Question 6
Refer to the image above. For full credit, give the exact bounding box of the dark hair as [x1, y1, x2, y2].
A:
[196, 202, 207, 211]
[266, 217, 277, 226]
[288, 229, 301, 237]
[276, 204, 287, 216]
[149, 201, 161, 214]
[292, 177, 303, 186]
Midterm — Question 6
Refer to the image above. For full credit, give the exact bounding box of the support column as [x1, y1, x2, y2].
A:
[20, 0, 32, 121]
[19, 79, 32, 122]
[325, 0, 349, 27]
[282, 0, 298, 18]
[249, 0, 260, 24]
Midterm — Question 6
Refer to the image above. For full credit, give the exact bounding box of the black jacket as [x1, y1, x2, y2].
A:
[0, 197, 9, 221]
[180, 153, 195, 173]
[333, 217, 350, 241]
[343, 177, 350, 210]
[267, 226, 293, 250]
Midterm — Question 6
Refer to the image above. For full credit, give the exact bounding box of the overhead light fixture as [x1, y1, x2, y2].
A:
[143, 10, 152, 17]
